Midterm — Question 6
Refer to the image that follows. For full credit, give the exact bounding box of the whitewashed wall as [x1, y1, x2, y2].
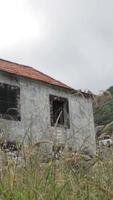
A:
[0, 71, 96, 155]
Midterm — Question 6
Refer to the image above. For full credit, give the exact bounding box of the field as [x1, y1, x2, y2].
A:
[0, 145, 113, 200]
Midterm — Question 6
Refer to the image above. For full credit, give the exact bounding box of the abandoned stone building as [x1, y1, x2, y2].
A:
[0, 59, 96, 154]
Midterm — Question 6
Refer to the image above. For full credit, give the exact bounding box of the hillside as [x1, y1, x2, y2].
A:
[93, 86, 113, 137]
[94, 87, 113, 125]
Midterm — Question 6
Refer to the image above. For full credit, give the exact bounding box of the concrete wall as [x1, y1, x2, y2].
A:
[0, 71, 96, 155]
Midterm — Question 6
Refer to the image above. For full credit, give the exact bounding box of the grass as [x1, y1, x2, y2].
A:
[0, 146, 112, 200]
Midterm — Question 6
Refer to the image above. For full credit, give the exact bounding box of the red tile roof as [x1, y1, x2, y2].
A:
[0, 59, 73, 90]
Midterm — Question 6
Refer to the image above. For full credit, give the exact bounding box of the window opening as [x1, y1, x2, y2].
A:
[0, 83, 20, 121]
[49, 95, 70, 128]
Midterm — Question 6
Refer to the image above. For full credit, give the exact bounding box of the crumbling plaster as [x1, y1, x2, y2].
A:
[0, 71, 96, 154]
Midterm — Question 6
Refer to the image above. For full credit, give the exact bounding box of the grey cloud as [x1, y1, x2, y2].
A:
[1, 0, 113, 93]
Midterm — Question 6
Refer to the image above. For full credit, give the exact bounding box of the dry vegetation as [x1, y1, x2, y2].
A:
[0, 142, 112, 200]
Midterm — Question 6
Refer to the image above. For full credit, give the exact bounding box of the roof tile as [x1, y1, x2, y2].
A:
[0, 59, 72, 90]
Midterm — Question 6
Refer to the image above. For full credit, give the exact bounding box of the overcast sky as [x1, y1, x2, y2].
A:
[0, 0, 113, 93]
